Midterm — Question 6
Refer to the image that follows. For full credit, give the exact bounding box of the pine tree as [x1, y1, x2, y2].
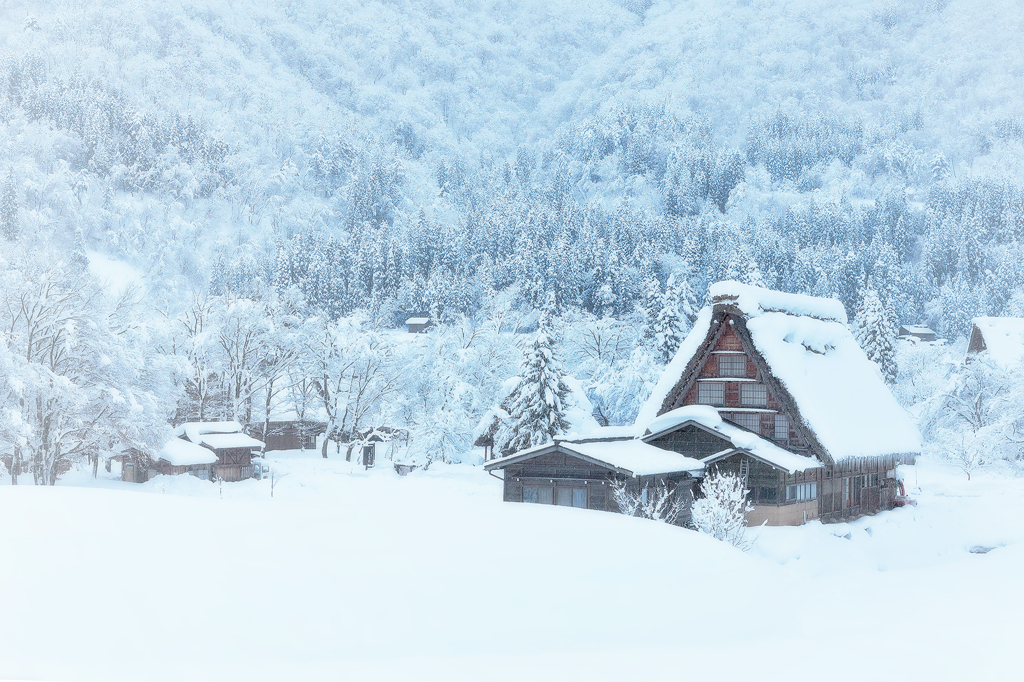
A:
[493, 319, 572, 456]
[854, 288, 897, 384]
[651, 275, 687, 364]
[1, 168, 18, 242]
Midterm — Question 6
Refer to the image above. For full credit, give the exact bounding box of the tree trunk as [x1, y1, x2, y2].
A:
[92, 453, 99, 478]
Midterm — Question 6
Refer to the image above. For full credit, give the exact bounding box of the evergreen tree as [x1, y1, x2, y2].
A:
[854, 288, 897, 384]
[651, 275, 687, 364]
[1, 168, 18, 242]
[493, 319, 572, 456]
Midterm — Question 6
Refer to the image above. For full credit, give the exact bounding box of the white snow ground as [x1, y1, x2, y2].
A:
[1, 453, 1021, 681]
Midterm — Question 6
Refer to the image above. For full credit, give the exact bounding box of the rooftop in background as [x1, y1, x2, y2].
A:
[968, 317, 1024, 368]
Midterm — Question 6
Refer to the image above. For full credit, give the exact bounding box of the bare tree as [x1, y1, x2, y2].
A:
[611, 478, 689, 525]
[691, 469, 753, 549]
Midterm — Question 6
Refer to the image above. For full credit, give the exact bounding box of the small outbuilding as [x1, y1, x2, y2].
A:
[173, 421, 264, 482]
[898, 324, 937, 342]
[406, 316, 432, 333]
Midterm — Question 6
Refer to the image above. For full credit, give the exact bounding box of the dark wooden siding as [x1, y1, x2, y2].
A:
[646, 424, 732, 460]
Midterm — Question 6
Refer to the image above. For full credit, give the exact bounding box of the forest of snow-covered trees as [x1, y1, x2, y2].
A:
[2, 0, 1024, 480]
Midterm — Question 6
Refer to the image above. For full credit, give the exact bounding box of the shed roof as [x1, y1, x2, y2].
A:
[406, 317, 430, 325]
[174, 421, 264, 451]
[158, 438, 218, 466]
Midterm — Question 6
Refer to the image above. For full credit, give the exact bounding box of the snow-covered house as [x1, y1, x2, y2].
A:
[966, 317, 1024, 368]
[172, 421, 264, 482]
[636, 281, 920, 524]
[484, 433, 703, 521]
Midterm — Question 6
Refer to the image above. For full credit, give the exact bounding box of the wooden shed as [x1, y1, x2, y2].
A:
[406, 316, 432, 333]
[255, 420, 325, 452]
[172, 421, 265, 482]
[899, 324, 937, 342]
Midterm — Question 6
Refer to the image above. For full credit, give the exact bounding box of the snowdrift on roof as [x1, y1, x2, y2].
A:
[747, 311, 920, 461]
[972, 317, 1024, 368]
[710, 280, 848, 324]
[159, 438, 218, 466]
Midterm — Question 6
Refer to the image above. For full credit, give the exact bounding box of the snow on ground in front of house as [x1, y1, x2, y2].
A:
[1, 453, 1022, 681]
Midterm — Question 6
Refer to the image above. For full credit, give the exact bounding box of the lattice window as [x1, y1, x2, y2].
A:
[740, 383, 768, 407]
[717, 354, 747, 377]
[697, 382, 725, 406]
[774, 414, 789, 442]
[729, 412, 761, 431]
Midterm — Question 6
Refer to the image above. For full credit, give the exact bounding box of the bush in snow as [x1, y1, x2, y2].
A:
[610, 479, 688, 525]
[691, 468, 753, 549]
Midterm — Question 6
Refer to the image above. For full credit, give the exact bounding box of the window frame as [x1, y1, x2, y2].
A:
[716, 353, 747, 378]
[740, 383, 768, 408]
[697, 382, 726, 407]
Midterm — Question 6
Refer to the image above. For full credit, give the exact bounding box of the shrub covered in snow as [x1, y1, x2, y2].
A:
[691, 469, 753, 549]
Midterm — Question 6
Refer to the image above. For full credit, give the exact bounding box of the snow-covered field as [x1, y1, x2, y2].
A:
[2, 452, 1022, 681]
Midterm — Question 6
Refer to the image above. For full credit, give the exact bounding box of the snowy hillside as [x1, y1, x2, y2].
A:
[1, 452, 1022, 681]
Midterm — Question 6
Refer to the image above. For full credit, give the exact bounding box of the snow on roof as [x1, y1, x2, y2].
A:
[158, 438, 218, 466]
[710, 280, 848, 324]
[174, 421, 264, 451]
[634, 306, 715, 428]
[562, 439, 704, 477]
[637, 283, 920, 464]
[644, 405, 820, 474]
[746, 310, 920, 461]
[971, 317, 1024, 368]
[406, 317, 430, 325]
[197, 432, 265, 450]
[484, 437, 704, 477]
[900, 325, 935, 335]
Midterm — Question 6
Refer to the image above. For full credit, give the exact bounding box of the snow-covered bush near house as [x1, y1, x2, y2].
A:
[691, 468, 754, 549]
[610, 478, 688, 525]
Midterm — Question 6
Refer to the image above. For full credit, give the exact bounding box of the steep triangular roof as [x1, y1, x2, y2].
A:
[635, 281, 920, 466]
[968, 317, 1024, 368]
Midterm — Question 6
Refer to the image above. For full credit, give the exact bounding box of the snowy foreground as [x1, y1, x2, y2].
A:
[2, 454, 1022, 681]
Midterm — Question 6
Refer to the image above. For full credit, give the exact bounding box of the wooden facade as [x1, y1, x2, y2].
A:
[254, 421, 324, 452]
[490, 442, 697, 526]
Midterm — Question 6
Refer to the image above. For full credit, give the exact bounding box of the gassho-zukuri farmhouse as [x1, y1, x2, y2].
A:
[485, 281, 922, 526]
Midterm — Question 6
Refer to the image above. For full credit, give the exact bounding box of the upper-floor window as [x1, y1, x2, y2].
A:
[774, 414, 789, 442]
[740, 383, 768, 407]
[697, 382, 725, 406]
[729, 412, 761, 431]
[717, 354, 747, 377]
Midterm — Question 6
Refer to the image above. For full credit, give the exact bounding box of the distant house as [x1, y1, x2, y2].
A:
[255, 420, 325, 452]
[898, 324, 937, 342]
[966, 317, 1024, 367]
[486, 282, 921, 526]
[406, 316, 432, 333]
[123, 422, 265, 483]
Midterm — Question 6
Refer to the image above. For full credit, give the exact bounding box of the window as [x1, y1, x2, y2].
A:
[697, 382, 725, 406]
[774, 414, 789, 443]
[757, 486, 777, 501]
[524, 486, 554, 504]
[728, 412, 760, 431]
[786, 482, 817, 501]
[556, 487, 586, 508]
[717, 354, 747, 377]
[740, 383, 768, 407]
[300, 433, 317, 450]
